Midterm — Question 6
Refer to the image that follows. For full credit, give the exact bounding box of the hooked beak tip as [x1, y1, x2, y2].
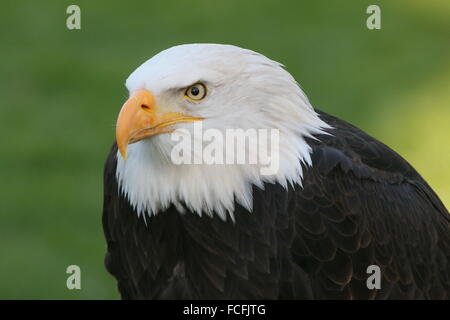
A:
[117, 142, 128, 160]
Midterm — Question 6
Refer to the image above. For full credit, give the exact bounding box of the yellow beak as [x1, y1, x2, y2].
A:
[116, 89, 202, 159]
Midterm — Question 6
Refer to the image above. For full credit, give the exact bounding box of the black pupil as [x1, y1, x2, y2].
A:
[190, 86, 200, 96]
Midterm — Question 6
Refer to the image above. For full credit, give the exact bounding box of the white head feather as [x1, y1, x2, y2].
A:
[116, 43, 330, 221]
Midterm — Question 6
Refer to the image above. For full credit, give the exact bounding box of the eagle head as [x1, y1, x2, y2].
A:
[115, 44, 329, 220]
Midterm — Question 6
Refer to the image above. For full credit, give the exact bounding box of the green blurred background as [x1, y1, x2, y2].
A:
[0, 0, 449, 299]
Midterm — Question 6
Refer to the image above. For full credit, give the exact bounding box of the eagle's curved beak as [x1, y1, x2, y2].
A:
[116, 89, 202, 159]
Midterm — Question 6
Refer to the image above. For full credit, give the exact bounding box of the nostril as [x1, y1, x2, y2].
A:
[141, 104, 151, 111]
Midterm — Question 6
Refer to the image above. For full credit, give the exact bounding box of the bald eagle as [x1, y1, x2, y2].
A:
[103, 44, 450, 299]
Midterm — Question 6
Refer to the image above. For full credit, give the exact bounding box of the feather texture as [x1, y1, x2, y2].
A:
[103, 111, 450, 299]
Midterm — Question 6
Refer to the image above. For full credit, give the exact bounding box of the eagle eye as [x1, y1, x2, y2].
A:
[184, 83, 207, 101]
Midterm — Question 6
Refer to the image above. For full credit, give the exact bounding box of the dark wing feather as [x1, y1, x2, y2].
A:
[291, 111, 450, 299]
